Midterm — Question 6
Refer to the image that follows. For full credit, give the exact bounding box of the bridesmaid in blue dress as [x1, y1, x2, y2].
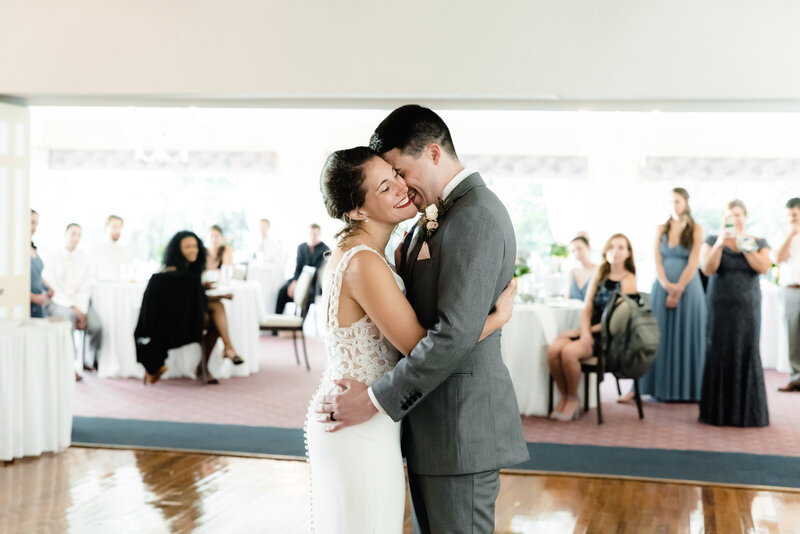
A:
[29, 209, 53, 317]
[568, 235, 597, 301]
[699, 199, 771, 427]
[548, 234, 638, 421]
[639, 188, 707, 401]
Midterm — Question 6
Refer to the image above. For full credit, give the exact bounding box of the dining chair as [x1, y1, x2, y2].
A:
[259, 266, 315, 370]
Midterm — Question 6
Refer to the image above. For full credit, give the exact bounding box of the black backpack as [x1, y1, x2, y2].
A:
[600, 292, 660, 379]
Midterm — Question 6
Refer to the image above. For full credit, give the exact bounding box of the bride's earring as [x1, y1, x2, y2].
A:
[364, 217, 369, 222]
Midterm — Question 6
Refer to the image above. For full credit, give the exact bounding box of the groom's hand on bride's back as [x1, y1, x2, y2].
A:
[315, 378, 377, 432]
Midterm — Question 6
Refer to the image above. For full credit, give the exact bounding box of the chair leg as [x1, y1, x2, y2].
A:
[548, 374, 554, 415]
[615, 376, 622, 396]
[291, 331, 300, 366]
[583, 371, 590, 413]
[301, 332, 310, 371]
[634, 379, 644, 420]
[596, 372, 603, 425]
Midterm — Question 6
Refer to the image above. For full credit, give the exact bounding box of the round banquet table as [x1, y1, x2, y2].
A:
[501, 299, 597, 416]
[0, 319, 74, 461]
[760, 281, 791, 374]
[90, 279, 261, 380]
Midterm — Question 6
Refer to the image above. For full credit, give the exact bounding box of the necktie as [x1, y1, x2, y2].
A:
[406, 227, 420, 260]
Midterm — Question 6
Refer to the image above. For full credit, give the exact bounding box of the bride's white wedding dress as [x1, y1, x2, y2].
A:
[305, 245, 405, 533]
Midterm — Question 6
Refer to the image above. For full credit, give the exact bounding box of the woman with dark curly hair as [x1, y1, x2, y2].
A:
[136, 231, 242, 385]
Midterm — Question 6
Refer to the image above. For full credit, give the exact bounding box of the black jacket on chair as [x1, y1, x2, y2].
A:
[135, 271, 205, 375]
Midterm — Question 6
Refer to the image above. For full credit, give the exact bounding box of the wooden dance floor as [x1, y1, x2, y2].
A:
[2, 447, 799, 533]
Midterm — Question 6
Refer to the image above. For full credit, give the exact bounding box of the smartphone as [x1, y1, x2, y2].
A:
[724, 216, 735, 236]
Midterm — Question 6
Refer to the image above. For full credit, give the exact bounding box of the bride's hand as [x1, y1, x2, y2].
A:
[492, 281, 515, 326]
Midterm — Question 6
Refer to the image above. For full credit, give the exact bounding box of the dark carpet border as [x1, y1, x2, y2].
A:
[72, 417, 800, 490]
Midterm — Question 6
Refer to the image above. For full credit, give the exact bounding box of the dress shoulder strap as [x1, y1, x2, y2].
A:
[326, 245, 386, 329]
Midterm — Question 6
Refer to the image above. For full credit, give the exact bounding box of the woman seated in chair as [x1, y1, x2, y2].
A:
[546, 233, 638, 421]
[160, 231, 243, 384]
[206, 224, 234, 271]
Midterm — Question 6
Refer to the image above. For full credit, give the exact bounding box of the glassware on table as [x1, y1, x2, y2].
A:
[221, 265, 234, 282]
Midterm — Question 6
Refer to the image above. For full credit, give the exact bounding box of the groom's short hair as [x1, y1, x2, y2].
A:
[369, 105, 458, 160]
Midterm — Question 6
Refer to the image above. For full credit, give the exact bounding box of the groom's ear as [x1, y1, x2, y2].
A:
[426, 143, 441, 166]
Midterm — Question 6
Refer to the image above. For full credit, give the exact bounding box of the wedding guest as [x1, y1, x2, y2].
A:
[776, 197, 800, 392]
[638, 187, 706, 402]
[206, 224, 234, 271]
[42, 223, 102, 377]
[699, 199, 771, 427]
[139, 231, 243, 385]
[547, 234, 638, 421]
[275, 223, 329, 314]
[29, 209, 54, 318]
[567, 235, 596, 301]
[254, 218, 286, 269]
[91, 214, 133, 281]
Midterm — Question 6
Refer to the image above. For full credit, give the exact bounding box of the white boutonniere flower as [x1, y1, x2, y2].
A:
[418, 198, 450, 240]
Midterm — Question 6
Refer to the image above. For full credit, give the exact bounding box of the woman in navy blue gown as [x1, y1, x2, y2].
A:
[639, 188, 707, 401]
[699, 200, 771, 427]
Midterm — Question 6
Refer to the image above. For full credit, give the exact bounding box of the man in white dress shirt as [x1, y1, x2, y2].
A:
[777, 197, 800, 392]
[44, 223, 102, 371]
[255, 218, 286, 269]
[91, 214, 133, 281]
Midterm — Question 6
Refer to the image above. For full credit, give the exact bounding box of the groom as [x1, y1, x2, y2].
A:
[319, 105, 528, 533]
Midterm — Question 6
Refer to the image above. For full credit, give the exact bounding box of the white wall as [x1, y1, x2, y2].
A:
[3, 1, 800, 107]
[0, 102, 30, 319]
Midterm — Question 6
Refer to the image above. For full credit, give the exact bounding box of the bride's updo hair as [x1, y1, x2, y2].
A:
[320, 146, 381, 243]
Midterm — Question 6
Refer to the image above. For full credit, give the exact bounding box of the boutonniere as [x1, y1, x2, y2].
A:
[417, 198, 451, 240]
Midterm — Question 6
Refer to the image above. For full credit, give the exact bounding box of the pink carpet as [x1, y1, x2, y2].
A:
[74, 335, 800, 458]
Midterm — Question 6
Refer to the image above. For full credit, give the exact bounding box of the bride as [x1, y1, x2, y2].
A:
[305, 147, 514, 533]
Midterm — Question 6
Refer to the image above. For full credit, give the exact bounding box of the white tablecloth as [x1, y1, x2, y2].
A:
[760, 281, 791, 374]
[247, 264, 284, 321]
[501, 299, 596, 416]
[91, 280, 261, 379]
[0, 319, 74, 461]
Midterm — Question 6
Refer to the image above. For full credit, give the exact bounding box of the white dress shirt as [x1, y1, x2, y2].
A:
[91, 240, 133, 281]
[259, 238, 286, 269]
[43, 247, 94, 314]
[780, 234, 800, 286]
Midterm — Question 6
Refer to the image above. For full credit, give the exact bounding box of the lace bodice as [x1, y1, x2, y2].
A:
[315, 245, 404, 397]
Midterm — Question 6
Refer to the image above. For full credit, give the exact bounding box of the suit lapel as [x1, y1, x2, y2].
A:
[404, 172, 485, 280]
[407, 230, 426, 279]
[397, 231, 416, 279]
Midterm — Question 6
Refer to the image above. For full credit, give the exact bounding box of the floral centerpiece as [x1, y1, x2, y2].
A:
[548, 242, 569, 273]
[513, 257, 531, 291]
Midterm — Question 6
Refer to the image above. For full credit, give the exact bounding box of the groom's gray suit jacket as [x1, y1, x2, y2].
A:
[371, 172, 529, 476]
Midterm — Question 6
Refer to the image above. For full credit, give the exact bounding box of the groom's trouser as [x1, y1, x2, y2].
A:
[407, 469, 500, 534]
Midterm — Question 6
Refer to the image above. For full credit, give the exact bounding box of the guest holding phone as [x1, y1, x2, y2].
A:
[699, 199, 771, 427]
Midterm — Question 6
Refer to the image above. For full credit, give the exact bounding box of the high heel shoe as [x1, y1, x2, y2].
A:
[553, 397, 582, 421]
[223, 349, 244, 365]
[195, 363, 220, 385]
[144, 365, 167, 385]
